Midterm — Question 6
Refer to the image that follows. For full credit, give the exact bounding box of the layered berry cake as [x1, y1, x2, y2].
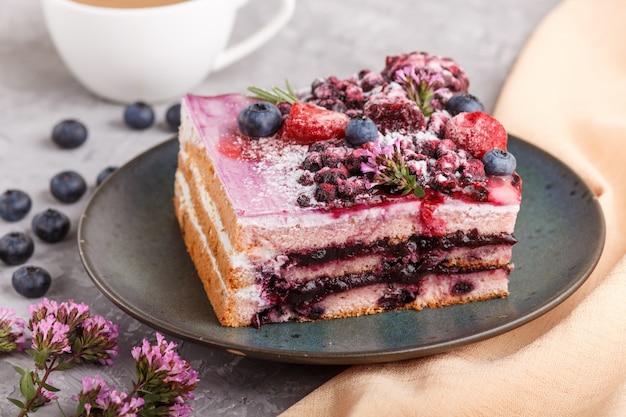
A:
[174, 51, 522, 327]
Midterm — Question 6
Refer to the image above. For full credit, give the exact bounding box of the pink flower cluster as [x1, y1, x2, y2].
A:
[3, 299, 199, 417]
[75, 375, 145, 417]
[0, 307, 26, 353]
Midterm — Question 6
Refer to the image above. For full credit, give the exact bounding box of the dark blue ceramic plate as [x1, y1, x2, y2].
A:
[78, 136, 604, 365]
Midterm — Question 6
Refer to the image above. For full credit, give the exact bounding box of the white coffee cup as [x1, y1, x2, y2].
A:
[41, 0, 296, 103]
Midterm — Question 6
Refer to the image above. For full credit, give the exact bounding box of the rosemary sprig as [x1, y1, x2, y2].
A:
[247, 79, 299, 104]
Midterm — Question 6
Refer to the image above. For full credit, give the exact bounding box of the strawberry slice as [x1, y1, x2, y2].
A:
[280, 102, 349, 144]
[444, 111, 508, 159]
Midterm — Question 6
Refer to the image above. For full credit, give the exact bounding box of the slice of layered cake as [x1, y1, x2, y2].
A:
[174, 52, 522, 327]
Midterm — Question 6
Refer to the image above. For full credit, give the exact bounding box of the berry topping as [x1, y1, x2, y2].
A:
[31, 208, 70, 243]
[96, 166, 118, 186]
[444, 111, 508, 158]
[166, 103, 182, 131]
[50, 170, 87, 203]
[0, 231, 34, 266]
[344, 116, 378, 146]
[237, 101, 283, 138]
[0, 189, 32, 222]
[445, 93, 485, 116]
[52, 119, 88, 149]
[482, 149, 517, 176]
[12, 265, 51, 298]
[382, 52, 469, 94]
[363, 89, 425, 134]
[280, 102, 349, 143]
[124, 101, 155, 130]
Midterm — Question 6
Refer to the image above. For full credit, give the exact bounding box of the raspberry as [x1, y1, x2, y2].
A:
[280, 102, 349, 144]
[363, 90, 425, 134]
[359, 71, 385, 92]
[461, 158, 486, 180]
[426, 111, 450, 138]
[444, 111, 508, 159]
[415, 139, 440, 157]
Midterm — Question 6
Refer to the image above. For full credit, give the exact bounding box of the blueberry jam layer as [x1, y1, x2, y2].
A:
[283, 229, 516, 268]
[253, 260, 511, 327]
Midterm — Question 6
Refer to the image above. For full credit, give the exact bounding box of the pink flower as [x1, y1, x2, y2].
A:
[28, 298, 90, 335]
[75, 375, 144, 417]
[0, 307, 26, 353]
[78, 315, 120, 366]
[131, 333, 199, 417]
[31, 315, 71, 355]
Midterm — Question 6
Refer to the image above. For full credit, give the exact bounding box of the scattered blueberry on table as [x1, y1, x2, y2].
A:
[124, 101, 155, 130]
[3, 99, 181, 297]
[12, 265, 52, 298]
[96, 166, 118, 186]
[31, 208, 71, 243]
[0, 189, 32, 222]
[50, 170, 87, 204]
[166, 103, 182, 132]
[0, 231, 34, 266]
[52, 119, 88, 149]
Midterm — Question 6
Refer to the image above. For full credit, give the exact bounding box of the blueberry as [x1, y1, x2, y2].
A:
[482, 149, 517, 176]
[12, 265, 51, 298]
[96, 166, 118, 186]
[52, 119, 88, 149]
[31, 208, 70, 243]
[445, 93, 485, 116]
[0, 232, 34, 266]
[166, 103, 181, 131]
[124, 101, 155, 130]
[237, 102, 283, 137]
[50, 170, 87, 203]
[344, 116, 378, 146]
[0, 189, 32, 222]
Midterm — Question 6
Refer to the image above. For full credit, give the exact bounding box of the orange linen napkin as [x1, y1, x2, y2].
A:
[281, 0, 626, 415]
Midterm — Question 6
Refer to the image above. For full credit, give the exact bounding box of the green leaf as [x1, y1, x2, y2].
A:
[12, 365, 26, 376]
[7, 397, 25, 409]
[54, 361, 76, 372]
[247, 79, 299, 104]
[40, 380, 60, 392]
[19, 371, 36, 402]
